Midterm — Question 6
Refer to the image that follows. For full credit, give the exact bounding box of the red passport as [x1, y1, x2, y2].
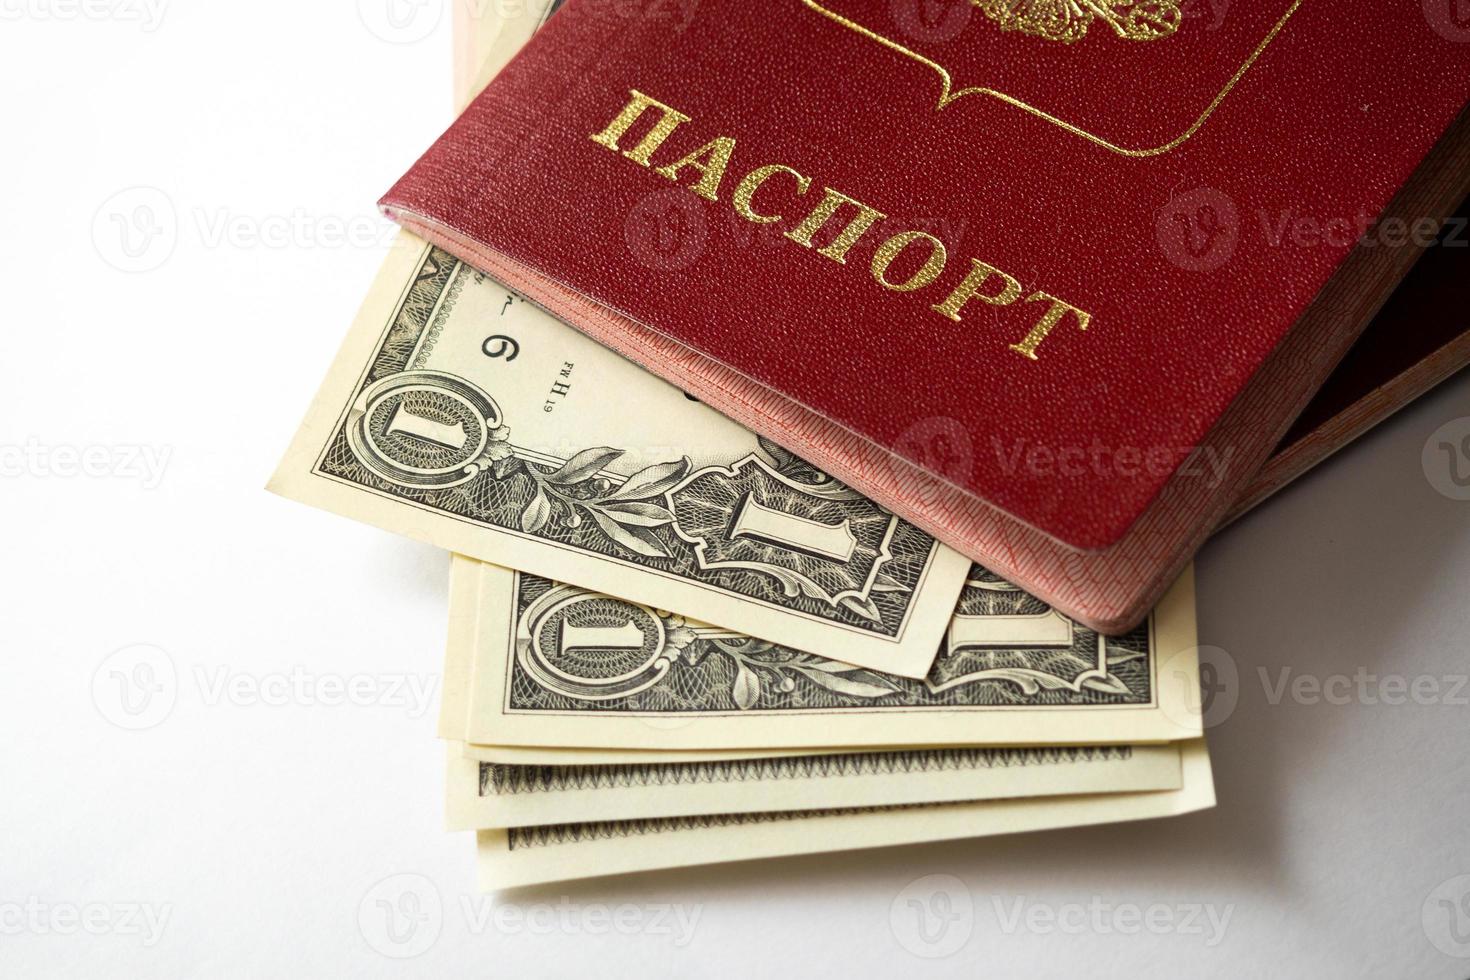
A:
[382, 0, 1470, 631]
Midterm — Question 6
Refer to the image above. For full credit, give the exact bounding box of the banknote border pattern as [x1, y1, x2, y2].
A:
[480, 745, 1136, 796]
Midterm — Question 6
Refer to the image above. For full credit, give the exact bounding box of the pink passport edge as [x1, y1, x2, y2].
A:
[382, 111, 1470, 634]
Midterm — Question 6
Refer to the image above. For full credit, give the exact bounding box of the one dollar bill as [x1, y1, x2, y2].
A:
[453, 555, 1204, 751]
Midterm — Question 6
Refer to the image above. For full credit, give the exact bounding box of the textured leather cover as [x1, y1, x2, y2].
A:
[383, 0, 1470, 630]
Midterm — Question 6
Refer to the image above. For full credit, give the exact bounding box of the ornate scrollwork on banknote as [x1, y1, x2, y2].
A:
[506, 565, 1152, 714]
[346, 370, 507, 490]
[667, 453, 903, 619]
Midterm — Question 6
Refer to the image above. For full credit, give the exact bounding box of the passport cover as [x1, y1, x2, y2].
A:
[384, 0, 1470, 631]
[446, 3, 1470, 532]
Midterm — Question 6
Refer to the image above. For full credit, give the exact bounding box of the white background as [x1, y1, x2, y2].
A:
[2, 1, 1469, 977]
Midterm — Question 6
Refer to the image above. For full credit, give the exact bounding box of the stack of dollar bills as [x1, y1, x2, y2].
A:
[267, 0, 1211, 891]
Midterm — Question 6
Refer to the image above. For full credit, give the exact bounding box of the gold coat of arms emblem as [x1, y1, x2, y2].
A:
[974, 0, 1184, 42]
